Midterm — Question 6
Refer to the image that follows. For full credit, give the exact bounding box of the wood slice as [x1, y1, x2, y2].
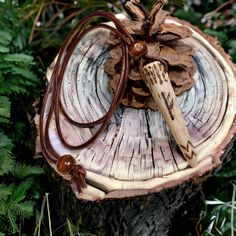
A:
[36, 16, 236, 201]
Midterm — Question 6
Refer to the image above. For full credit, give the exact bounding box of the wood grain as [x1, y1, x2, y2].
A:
[38, 17, 236, 200]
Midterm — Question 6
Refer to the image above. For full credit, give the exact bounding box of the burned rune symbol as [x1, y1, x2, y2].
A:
[161, 91, 174, 120]
[180, 141, 196, 160]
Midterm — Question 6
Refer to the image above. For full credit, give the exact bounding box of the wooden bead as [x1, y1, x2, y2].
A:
[56, 155, 76, 174]
[129, 41, 147, 60]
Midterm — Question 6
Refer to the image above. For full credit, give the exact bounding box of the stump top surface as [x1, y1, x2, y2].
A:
[38, 16, 236, 200]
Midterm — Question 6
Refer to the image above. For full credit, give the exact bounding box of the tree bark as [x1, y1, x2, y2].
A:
[45, 136, 235, 236]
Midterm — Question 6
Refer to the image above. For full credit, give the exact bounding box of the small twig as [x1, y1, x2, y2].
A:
[28, 0, 45, 44]
[196, 200, 206, 236]
[36, 194, 47, 236]
[23, 9, 37, 21]
[212, 0, 235, 14]
[46, 193, 53, 236]
[50, 0, 71, 6]
[35, 193, 53, 236]
[42, 10, 85, 46]
[44, 5, 68, 28]
[203, 0, 235, 22]
[37, 56, 46, 70]
[231, 184, 236, 236]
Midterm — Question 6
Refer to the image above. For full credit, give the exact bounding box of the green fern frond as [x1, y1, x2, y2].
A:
[0, 133, 15, 176]
[13, 201, 35, 219]
[11, 67, 38, 82]
[0, 149, 15, 175]
[0, 96, 11, 123]
[6, 207, 18, 234]
[11, 164, 44, 179]
[0, 29, 13, 46]
[0, 202, 6, 215]
[0, 45, 10, 53]
[0, 184, 13, 202]
[0, 1, 44, 235]
[0, 82, 28, 95]
[10, 178, 34, 204]
[2, 53, 34, 65]
[0, 202, 7, 216]
[0, 133, 14, 150]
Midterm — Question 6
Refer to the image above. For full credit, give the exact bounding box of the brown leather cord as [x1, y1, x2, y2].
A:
[58, 24, 131, 128]
[38, 10, 168, 193]
[56, 43, 129, 150]
[39, 9, 170, 166]
[39, 11, 133, 164]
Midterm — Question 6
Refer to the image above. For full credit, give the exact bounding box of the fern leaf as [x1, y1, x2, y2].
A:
[13, 201, 35, 219]
[3, 53, 34, 65]
[11, 164, 44, 178]
[0, 44, 10, 53]
[6, 207, 18, 234]
[0, 78, 28, 94]
[0, 133, 15, 175]
[0, 184, 13, 202]
[0, 117, 9, 124]
[0, 132, 14, 150]
[0, 196, 9, 215]
[0, 96, 11, 123]
[0, 149, 15, 176]
[0, 30, 13, 46]
[0, 232, 5, 236]
[10, 178, 33, 203]
[11, 67, 38, 82]
[0, 202, 7, 215]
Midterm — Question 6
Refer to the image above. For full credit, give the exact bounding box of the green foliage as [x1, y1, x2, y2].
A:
[0, 96, 11, 123]
[66, 218, 97, 236]
[20, 0, 112, 66]
[174, 8, 204, 26]
[0, 161, 44, 235]
[0, 180, 36, 234]
[11, 164, 44, 179]
[203, 184, 236, 236]
[67, 218, 78, 236]
[173, 0, 236, 63]
[0, 1, 44, 235]
[0, 133, 14, 176]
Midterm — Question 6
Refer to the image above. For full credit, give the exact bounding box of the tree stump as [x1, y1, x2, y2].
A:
[35, 3, 236, 235]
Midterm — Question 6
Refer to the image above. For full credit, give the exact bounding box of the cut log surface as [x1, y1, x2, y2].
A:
[39, 16, 236, 201]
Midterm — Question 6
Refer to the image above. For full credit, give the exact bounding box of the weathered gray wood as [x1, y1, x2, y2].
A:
[37, 15, 236, 201]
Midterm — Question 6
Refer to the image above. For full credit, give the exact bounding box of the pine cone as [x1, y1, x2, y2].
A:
[104, 0, 197, 110]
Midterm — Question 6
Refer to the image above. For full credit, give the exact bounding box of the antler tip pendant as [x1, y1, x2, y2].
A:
[143, 61, 197, 167]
